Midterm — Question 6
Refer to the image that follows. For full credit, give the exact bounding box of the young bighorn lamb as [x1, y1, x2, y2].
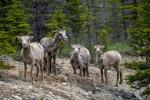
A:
[40, 29, 68, 75]
[70, 44, 90, 76]
[94, 45, 122, 87]
[19, 36, 44, 82]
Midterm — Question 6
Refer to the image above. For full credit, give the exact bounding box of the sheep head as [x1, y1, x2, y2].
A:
[94, 45, 105, 54]
[71, 44, 82, 57]
[57, 29, 68, 40]
[18, 36, 33, 48]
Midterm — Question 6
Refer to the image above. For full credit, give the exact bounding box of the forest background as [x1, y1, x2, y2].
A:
[0, 0, 149, 96]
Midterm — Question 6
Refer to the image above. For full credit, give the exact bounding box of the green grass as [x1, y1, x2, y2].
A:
[107, 42, 132, 54]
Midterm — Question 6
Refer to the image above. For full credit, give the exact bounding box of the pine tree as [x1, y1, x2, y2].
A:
[47, 6, 68, 35]
[64, 0, 85, 38]
[0, 0, 30, 55]
[80, 5, 94, 62]
[99, 28, 109, 51]
[123, 0, 150, 96]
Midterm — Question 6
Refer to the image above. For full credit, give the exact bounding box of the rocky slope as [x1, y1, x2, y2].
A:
[0, 55, 142, 100]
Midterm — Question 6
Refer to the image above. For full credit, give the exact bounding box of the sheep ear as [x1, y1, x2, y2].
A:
[94, 45, 97, 49]
[30, 36, 33, 40]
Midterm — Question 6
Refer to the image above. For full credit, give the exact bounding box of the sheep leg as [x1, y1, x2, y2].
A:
[53, 55, 57, 75]
[24, 63, 27, 80]
[114, 67, 119, 87]
[35, 63, 39, 79]
[73, 67, 76, 74]
[43, 57, 47, 71]
[83, 68, 85, 77]
[104, 69, 108, 85]
[30, 62, 34, 81]
[85, 63, 89, 77]
[48, 56, 52, 75]
[46, 56, 50, 76]
[114, 63, 120, 87]
[40, 60, 44, 81]
[80, 66, 83, 77]
[101, 68, 104, 83]
[119, 69, 123, 84]
[49, 57, 52, 74]
[116, 71, 119, 87]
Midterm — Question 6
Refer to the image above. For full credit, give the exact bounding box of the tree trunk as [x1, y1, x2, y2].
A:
[121, 0, 128, 41]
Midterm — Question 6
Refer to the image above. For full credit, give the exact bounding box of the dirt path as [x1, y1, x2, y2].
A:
[0, 56, 142, 100]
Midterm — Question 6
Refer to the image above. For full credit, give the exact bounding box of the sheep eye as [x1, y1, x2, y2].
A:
[78, 48, 80, 51]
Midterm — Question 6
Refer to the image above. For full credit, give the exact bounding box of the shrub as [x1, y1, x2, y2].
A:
[0, 60, 11, 69]
[107, 42, 132, 54]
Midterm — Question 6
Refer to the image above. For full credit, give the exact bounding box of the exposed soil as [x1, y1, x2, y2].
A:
[0, 55, 142, 100]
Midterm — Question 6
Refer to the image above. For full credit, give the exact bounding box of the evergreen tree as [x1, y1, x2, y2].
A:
[47, 7, 68, 35]
[80, 5, 94, 62]
[32, 0, 48, 41]
[0, 0, 30, 55]
[123, 0, 150, 96]
[99, 28, 109, 51]
[64, 0, 85, 38]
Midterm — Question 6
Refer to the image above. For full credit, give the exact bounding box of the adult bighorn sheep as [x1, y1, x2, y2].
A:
[70, 44, 90, 76]
[94, 45, 122, 87]
[40, 29, 68, 75]
[18, 36, 44, 82]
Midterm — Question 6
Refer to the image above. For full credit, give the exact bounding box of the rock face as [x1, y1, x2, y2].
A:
[0, 57, 142, 100]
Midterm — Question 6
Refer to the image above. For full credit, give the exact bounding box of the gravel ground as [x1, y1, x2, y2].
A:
[0, 56, 142, 100]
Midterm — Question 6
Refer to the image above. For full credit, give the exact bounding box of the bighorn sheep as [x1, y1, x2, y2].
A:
[94, 45, 122, 86]
[70, 44, 90, 76]
[18, 36, 44, 82]
[40, 29, 68, 75]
